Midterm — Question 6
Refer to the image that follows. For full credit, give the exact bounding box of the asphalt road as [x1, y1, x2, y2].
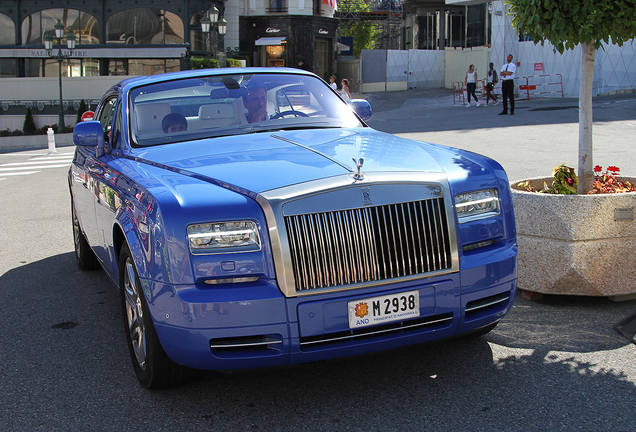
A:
[1, 91, 635, 431]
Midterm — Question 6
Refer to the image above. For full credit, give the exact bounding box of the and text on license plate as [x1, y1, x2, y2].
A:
[348, 290, 420, 329]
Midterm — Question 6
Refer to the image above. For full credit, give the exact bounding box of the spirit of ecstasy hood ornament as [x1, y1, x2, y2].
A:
[352, 157, 365, 180]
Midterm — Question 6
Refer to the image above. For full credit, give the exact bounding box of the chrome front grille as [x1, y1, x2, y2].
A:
[284, 198, 452, 292]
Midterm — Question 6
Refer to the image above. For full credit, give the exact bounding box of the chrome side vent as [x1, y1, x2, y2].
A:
[285, 198, 452, 292]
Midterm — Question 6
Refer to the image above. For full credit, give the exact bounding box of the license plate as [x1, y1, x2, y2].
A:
[348, 290, 420, 329]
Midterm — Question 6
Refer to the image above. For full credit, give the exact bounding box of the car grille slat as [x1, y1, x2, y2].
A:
[285, 197, 452, 292]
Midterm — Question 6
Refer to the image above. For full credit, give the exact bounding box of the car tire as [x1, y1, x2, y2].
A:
[119, 243, 198, 389]
[72, 198, 100, 270]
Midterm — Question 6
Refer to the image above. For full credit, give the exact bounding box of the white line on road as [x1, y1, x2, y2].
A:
[0, 164, 71, 171]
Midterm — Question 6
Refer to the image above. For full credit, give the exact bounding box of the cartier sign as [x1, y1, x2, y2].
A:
[266, 28, 281, 33]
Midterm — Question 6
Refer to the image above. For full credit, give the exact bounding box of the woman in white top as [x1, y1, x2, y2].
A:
[340, 78, 351, 101]
[465, 65, 480, 107]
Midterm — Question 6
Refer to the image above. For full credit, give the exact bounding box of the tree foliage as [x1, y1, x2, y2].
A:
[75, 99, 88, 125]
[507, 0, 636, 53]
[23, 107, 37, 135]
[338, 0, 376, 58]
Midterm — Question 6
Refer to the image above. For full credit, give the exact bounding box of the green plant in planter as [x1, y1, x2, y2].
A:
[517, 164, 578, 194]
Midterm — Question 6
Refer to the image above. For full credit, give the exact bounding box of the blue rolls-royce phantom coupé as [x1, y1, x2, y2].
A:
[69, 68, 517, 388]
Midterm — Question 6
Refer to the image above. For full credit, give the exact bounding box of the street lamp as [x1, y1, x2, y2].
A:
[44, 20, 76, 132]
[200, 7, 227, 63]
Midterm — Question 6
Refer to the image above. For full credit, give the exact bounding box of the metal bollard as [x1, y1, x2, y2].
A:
[47, 127, 57, 154]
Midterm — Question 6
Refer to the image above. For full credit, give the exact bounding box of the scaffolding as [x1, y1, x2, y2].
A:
[336, 0, 403, 50]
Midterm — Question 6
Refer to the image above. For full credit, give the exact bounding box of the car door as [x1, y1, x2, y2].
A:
[74, 96, 119, 268]
[71, 96, 116, 254]
[92, 100, 125, 276]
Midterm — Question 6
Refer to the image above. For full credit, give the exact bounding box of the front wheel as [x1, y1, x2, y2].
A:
[119, 243, 197, 388]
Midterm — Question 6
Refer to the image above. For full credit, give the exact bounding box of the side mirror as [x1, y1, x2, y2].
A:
[347, 99, 373, 122]
[73, 121, 105, 157]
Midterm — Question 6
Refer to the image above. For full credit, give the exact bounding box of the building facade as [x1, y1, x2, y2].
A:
[0, 0, 240, 78]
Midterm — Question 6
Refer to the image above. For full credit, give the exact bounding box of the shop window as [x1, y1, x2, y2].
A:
[106, 8, 184, 45]
[263, 45, 286, 67]
[26, 57, 98, 78]
[21, 9, 99, 45]
[108, 59, 173, 76]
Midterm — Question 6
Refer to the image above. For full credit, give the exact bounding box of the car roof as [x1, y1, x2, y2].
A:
[115, 67, 317, 93]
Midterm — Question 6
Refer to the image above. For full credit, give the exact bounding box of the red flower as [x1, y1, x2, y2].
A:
[608, 166, 620, 173]
[594, 165, 602, 172]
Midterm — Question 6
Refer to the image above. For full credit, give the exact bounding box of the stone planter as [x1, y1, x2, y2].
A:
[511, 177, 636, 300]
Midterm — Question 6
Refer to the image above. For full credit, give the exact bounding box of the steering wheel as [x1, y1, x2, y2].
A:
[271, 110, 309, 119]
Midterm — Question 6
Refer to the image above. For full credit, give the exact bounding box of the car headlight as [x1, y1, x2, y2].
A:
[187, 221, 261, 254]
[455, 189, 500, 223]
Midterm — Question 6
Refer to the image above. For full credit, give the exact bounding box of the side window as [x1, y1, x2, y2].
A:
[97, 97, 118, 144]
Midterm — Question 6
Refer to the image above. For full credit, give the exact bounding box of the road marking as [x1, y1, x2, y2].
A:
[0, 163, 72, 171]
[0, 171, 40, 176]
[0, 153, 74, 179]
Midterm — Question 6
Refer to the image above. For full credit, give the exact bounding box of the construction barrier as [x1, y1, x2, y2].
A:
[453, 81, 466, 104]
[523, 74, 564, 98]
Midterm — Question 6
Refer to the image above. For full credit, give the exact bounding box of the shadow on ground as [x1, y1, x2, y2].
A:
[2, 254, 635, 431]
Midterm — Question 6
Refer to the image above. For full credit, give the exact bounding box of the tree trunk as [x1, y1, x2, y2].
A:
[577, 41, 596, 193]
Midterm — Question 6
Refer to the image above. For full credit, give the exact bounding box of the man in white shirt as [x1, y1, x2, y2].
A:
[499, 54, 517, 115]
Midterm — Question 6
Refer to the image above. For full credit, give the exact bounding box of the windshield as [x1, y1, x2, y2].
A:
[129, 72, 363, 147]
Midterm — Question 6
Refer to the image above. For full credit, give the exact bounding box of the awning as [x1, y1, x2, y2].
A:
[255, 37, 287, 46]
[336, 42, 350, 53]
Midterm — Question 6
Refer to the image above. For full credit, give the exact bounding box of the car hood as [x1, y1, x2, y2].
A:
[132, 128, 446, 195]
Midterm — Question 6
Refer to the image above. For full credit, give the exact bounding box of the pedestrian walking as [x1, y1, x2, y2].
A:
[486, 62, 499, 105]
[465, 64, 480, 107]
[499, 54, 516, 115]
[340, 78, 351, 101]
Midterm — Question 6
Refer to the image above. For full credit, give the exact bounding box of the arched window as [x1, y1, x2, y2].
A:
[0, 13, 16, 45]
[106, 9, 184, 45]
[21, 8, 99, 45]
[0, 13, 17, 77]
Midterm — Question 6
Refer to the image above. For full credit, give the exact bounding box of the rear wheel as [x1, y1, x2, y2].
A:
[119, 243, 197, 388]
[71, 198, 99, 270]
